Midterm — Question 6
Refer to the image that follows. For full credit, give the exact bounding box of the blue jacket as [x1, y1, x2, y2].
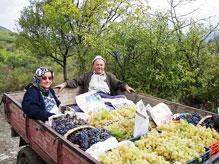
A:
[22, 86, 61, 122]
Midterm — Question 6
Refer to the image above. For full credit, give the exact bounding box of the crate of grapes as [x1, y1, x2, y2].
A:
[209, 141, 219, 156]
[64, 125, 112, 151]
[186, 147, 211, 164]
[64, 125, 94, 139]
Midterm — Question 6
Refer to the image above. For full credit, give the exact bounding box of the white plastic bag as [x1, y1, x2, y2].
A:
[102, 98, 135, 110]
[75, 91, 107, 114]
[148, 102, 172, 126]
[85, 137, 118, 160]
[85, 137, 135, 160]
[50, 105, 61, 115]
[45, 113, 65, 127]
[133, 100, 149, 137]
[75, 112, 89, 121]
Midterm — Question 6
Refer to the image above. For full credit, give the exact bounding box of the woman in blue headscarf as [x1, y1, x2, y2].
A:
[22, 67, 60, 122]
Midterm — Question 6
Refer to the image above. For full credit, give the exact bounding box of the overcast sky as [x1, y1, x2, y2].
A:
[0, 0, 219, 32]
[0, 0, 29, 31]
[148, 0, 219, 26]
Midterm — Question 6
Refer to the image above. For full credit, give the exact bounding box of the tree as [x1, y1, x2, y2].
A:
[18, 0, 143, 80]
[105, 7, 149, 81]
[18, 0, 80, 80]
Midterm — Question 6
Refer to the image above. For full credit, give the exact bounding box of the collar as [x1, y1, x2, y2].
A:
[93, 71, 105, 76]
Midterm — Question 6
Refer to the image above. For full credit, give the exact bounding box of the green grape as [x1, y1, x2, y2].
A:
[88, 107, 137, 140]
[90, 108, 219, 163]
[99, 144, 170, 164]
[106, 118, 135, 140]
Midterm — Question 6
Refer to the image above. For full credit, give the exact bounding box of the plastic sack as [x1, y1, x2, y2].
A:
[45, 113, 66, 127]
[74, 112, 89, 121]
[85, 137, 118, 160]
[148, 102, 172, 126]
[116, 140, 135, 147]
[50, 105, 62, 115]
[102, 98, 135, 110]
[45, 112, 76, 127]
[75, 91, 107, 114]
[133, 100, 149, 137]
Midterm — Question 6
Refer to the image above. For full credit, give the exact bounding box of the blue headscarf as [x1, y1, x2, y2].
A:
[25, 67, 54, 96]
[32, 67, 54, 88]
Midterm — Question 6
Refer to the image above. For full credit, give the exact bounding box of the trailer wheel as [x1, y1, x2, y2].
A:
[17, 146, 45, 164]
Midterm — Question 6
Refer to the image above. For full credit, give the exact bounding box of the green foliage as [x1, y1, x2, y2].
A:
[17, 0, 145, 79]
[0, 27, 17, 51]
[105, 9, 219, 111]
[0, 31, 15, 43]
[0, 47, 62, 92]
[1, 0, 218, 112]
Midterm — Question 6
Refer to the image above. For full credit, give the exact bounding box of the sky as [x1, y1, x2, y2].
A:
[0, 0, 29, 31]
[0, 0, 219, 32]
[148, 0, 219, 26]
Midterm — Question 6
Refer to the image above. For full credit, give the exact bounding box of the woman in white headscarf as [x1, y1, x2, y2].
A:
[22, 67, 60, 122]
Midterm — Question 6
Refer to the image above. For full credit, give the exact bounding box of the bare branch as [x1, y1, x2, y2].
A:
[100, 2, 123, 31]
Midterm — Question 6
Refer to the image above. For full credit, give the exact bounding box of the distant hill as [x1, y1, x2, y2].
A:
[0, 26, 11, 32]
[0, 26, 16, 51]
[0, 26, 16, 43]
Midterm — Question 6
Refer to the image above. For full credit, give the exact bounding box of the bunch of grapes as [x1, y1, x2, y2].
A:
[88, 107, 136, 140]
[100, 118, 219, 163]
[135, 130, 205, 163]
[52, 115, 87, 136]
[105, 117, 135, 141]
[68, 128, 111, 151]
[88, 110, 116, 127]
[201, 115, 219, 132]
[182, 112, 202, 125]
[88, 107, 136, 127]
[159, 120, 219, 146]
[99, 144, 170, 164]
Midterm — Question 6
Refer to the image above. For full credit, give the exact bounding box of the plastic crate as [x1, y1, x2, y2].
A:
[186, 147, 211, 164]
[209, 140, 219, 156]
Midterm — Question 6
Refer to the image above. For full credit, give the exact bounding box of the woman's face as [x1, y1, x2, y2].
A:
[40, 72, 53, 90]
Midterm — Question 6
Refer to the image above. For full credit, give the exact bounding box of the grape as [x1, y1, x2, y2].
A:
[68, 128, 111, 151]
[99, 144, 170, 164]
[88, 107, 136, 140]
[201, 115, 219, 132]
[105, 118, 135, 141]
[52, 115, 87, 136]
[182, 112, 202, 125]
[88, 106, 136, 127]
[100, 120, 219, 163]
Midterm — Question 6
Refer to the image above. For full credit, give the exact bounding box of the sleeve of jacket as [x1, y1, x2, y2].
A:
[22, 87, 54, 122]
[65, 73, 85, 88]
[107, 72, 127, 91]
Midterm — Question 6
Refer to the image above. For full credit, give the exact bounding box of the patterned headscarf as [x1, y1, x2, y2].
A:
[32, 67, 54, 89]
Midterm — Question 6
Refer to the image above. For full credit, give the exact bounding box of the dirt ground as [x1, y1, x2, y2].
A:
[0, 103, 19, 164]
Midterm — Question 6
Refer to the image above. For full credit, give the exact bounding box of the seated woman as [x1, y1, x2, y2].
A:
[22, 67, 60, 122]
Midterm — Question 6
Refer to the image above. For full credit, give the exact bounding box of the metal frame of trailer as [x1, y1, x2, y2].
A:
[2, 88, 219, 163]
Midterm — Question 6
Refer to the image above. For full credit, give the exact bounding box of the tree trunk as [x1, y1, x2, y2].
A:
[63, 57, 67, 81]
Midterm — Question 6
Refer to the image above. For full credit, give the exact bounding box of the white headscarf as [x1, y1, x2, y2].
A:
[92, 55, 106, 64]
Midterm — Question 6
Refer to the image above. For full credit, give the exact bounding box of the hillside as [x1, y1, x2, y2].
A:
[0, 26, 16, 43]
[0, 26, 11, 32]
[0, 26, 16, 50]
